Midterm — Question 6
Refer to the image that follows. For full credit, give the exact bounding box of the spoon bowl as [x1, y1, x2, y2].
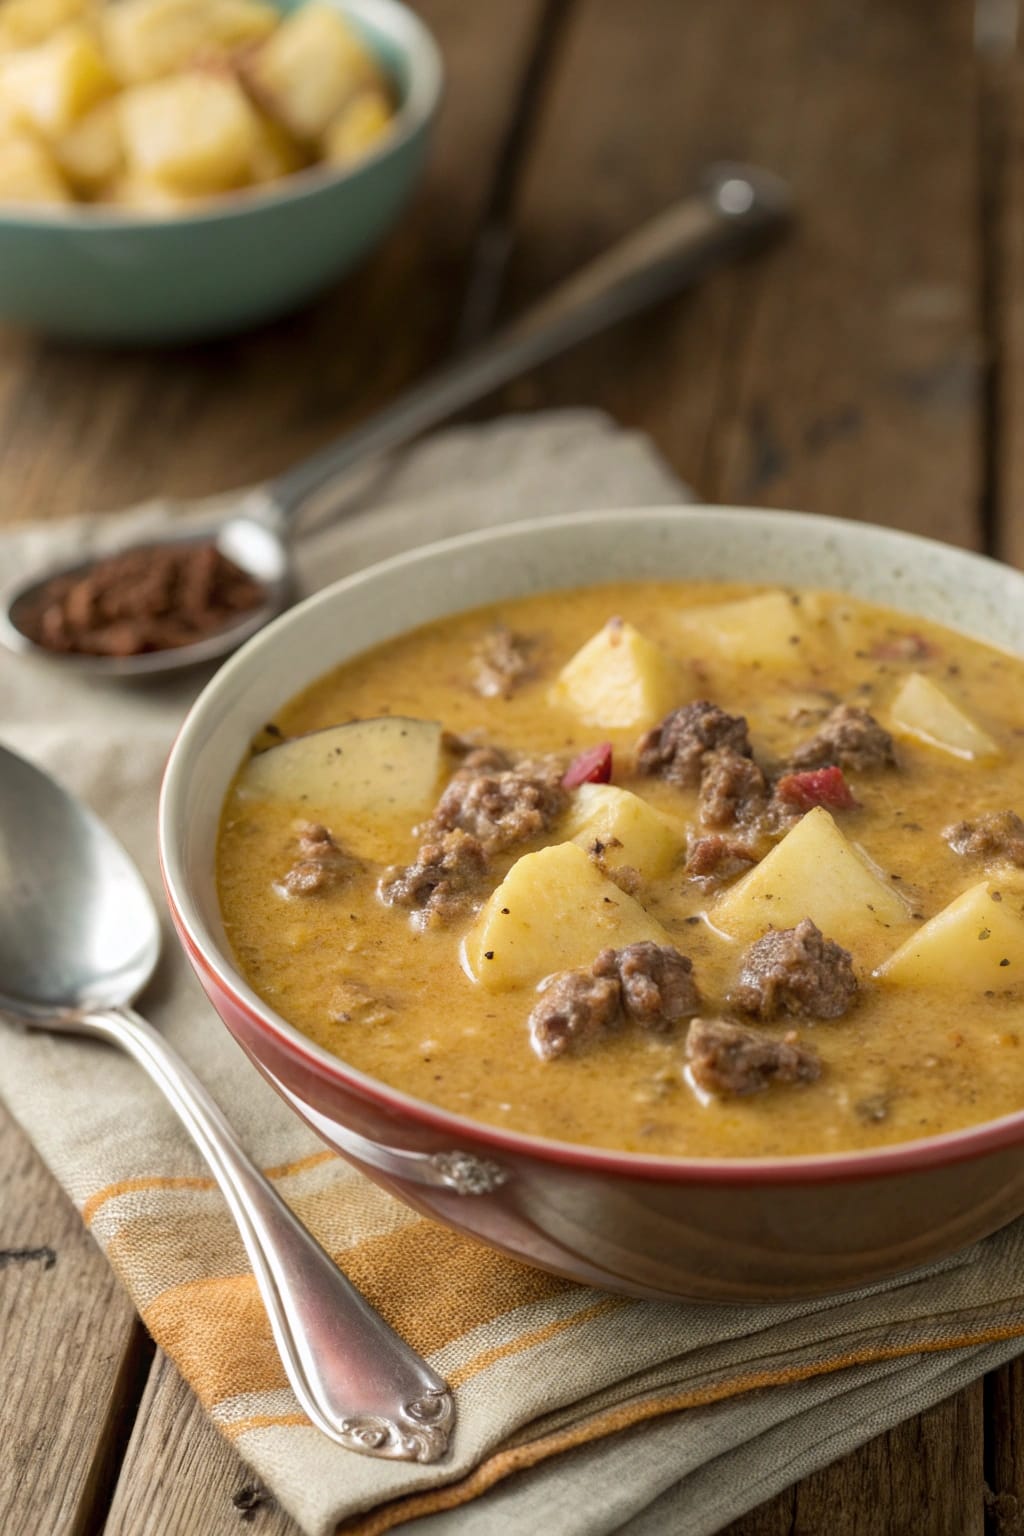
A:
[0, 744, 159, 1015]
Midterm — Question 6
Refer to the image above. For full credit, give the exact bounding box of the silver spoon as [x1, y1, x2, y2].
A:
[0, 162, 791, 680]
[0, 742, 454, 1462]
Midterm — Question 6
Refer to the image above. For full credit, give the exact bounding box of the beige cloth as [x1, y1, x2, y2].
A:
[2, 411, 1024, 1536]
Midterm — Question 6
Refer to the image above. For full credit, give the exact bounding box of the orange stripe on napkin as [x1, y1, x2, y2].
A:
[138, 1218, 569, 1407]
[223, 1295, 627, 1438]
[81, 1149, 337, 1226]
[335, 1319, 1024, 1536]
[82, 1175, 215, 1225]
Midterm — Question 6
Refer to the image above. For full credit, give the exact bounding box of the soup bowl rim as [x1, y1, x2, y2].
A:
[159, 503, 1024, 1186]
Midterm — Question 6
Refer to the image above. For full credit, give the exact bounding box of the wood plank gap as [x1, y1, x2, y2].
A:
[103, 1351, 301, 1536]
[75, 1320, 155, 1536]
[983, 1369, 1009, 1534]
[453, 0, 578, 350]
[976, 25, 1016, 559]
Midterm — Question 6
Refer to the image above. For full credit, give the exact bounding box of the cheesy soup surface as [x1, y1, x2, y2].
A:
[217, 582, 1024, 1158]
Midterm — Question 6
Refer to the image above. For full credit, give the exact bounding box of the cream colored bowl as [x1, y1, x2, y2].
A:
[159, 507, 1024, 1301]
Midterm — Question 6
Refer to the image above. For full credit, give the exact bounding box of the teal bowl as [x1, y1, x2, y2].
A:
[0, 0, 442, 343]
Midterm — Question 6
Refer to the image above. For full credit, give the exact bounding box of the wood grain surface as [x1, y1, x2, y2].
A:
[494, 0, 984, 544]
[0, 1, 1021, 1533]
[105, 1354, 298, 1536]
[0, 1102, 151, 1536]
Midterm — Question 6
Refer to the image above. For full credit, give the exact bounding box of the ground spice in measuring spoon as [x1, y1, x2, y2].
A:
[19, 541, 266, 658]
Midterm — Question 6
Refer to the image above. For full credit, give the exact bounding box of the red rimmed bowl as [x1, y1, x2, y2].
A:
[159, 506, 1024, 1302]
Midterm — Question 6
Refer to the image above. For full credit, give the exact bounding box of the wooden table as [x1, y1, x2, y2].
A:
[1, 0, 1021, 1530]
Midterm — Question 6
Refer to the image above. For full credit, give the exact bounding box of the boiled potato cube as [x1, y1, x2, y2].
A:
[549, 619, 678, 731]
[212, 0, 279, 43]
[711, 806, 909, 959]
[107, 169, 194, 212]
[875, 880, 1024, 989]
[0, 0, 95, 50]
[248, 2, 380, 142]
[889, 672, 999, 760]
[238, 717, 443, 858]
[322, 86, 392, 167]
[678, 590, 818, 668]
[465, 841, 671, 991]
[119, 72, 259, 194]
[102, 0, 278, 84]
[55, 98, 121, 192]
[0, 135, 70, 204]
[564, 783, 684, 880]
[2, 25, 116, 140]
[248, 110, 305, 183]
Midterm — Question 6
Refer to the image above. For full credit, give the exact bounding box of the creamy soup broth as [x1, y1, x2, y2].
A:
[217, 582, 1024, 1158]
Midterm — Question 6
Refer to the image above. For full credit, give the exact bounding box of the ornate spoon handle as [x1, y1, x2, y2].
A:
[69, 1005, 453, 1461]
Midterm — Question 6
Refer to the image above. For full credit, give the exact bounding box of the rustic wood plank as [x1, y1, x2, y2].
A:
[995, 29, 1024, 569]
[104, 1351, 301, 1536]
[0, 1101, 150, 1536]
[493, 0, 984, 547]
[721, 1390, 985, 1535]
[0, 0, 549, 526]
[985, 1363, 1024, 1535]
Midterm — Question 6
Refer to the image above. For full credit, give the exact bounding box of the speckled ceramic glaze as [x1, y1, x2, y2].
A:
[160, 507, 1024, 1301]
[0, 0, 441, 343]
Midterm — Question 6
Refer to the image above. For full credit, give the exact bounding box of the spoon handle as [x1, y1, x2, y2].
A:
[73, 1004, 453, 1462]
[267, 163, 791, 522]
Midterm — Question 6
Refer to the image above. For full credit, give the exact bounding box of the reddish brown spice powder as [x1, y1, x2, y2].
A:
[19, 541, 266, 658]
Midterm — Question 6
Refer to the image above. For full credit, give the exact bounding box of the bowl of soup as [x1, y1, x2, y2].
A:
[159, 507, 1024, 1301]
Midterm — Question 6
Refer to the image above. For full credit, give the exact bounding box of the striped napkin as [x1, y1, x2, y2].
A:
[3, 411, 1024, 1536]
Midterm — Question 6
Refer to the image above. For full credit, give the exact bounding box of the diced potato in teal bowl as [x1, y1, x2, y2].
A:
[0, 0, 442, 341]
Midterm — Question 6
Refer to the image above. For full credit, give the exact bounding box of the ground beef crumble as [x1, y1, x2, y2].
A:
[685, 1016, 821, 1097]
[698, 748, 770, 829]
[471, 626, 537, 699]
[528, 968, 622, 1060]
[729, 919, 858, 1021]
[790, 704, 897, 773]
[943, 810, 1024, 868]
[529, 942, 699, 1060]
[684, 834, 759, 885]
[609, 942, 699, 1028]
[636, 702, 753, 788]
[431, 755, 568, 853]
[277, 824, 357, 896]
[378, 829, 488, 927]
